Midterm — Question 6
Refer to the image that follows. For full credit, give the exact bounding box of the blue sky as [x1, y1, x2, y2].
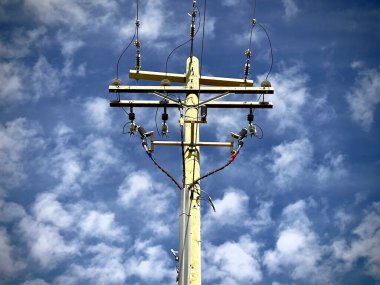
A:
[0, 0, 379, 284]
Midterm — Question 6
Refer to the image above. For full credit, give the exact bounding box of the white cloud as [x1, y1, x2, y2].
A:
[281, 0, 299, 20]
[84, 97, 112, 130]
[0, 27, 46, 59]
[18, 215, 79, 269]
[117, 170, 175, 236]
[79, 210, 123, 240]
[0, 118, 43, 190]
[203, 235, 262, 284]
[263, 200, 332, 284]
[31, 56, 62, 100]
[221, 0, 240, 7]
[0, 61, 27, 102]
[44, 126, 120, 194]
[24, 0, 117, 28]
[316, 152, 347, 183]
[0, 227, 25, 276]
[125, 240, 175, 282]
[0, 200, 26, 222]
[346, 67, 380, 130]
[21, 279, 49, 285]
[203, 189, 250, 235]
[332, 202, 380, 280]
[33, 192, 74, 229]
[54, 243, 126, 285]
[264, 64, 310, 134]
[267, 138, 313, 189]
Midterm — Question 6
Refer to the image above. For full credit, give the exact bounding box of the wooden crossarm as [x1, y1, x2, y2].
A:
[129, 70, 254, 87]
[109, 85, 273, 94]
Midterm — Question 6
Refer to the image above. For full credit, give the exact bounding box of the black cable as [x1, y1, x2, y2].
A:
[179, 111, 186, 188]
[199, 0, 207, 78]
[188, 148, 242, 190]
[116, 28, 136, 79]
[145, 150, 182, 190]
[257, 23, 274, 80]
[155, 107, 162, 137]
[116, 0, 140, 79]
[165, 4, 201, 76]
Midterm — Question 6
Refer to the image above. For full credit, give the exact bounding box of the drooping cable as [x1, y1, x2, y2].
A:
[257, 23, 274, 80]
[188, 148, 242, 190]
[116, 29, 136, 79]
[164, 5, 201, 77]
[115, 0, 140, 79]
[144, 150, 182, 190]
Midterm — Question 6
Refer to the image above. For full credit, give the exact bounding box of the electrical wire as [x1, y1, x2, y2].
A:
[257, 23, 274, 80]
[144, 150, 182, 190]
[199, 0, 207, 77]
[116, 0, 140, 79]
[116, 28, 136, 79]
[188, 146, 242, 190]
[165, 4, 201, 76]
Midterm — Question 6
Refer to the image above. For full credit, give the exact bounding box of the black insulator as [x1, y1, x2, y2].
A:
[238, 128, 248, 140]
[190, 24, 195, 38]
[129, 112, 135, 121]
[200, 105, 207, 121]
[138, 126, 146, 137]
[162, 112, 168, 121]
[244, 61, 250, 77]
[247, 113, 254, 123]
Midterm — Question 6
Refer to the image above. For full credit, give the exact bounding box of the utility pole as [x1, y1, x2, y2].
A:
[109, 59, 273, 285]
[109, 2, 274, 284]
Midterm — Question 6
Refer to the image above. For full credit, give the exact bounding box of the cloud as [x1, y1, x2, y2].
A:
[0, 61, 27, 102]
[203, 235, 262, 284]
[203, 189, 250, 236]
[263, 200, 332, 284]
[24, 0, 117, 28]
[21, 279, 49, 285]
[0, 118, 43, 191]
[0, 200, 26, 222]
[346, 67, 380, 130]
[0, 27, 47, 59]
[266, 138, 313, 189]
[315, 152, 347, 183]
[79, 210, 123, 240]
[54, 243, 126, 285]
[117, 170, 176, 236]
[0, 227, 25, 276]
[18, 215, 79, 269]
[264, 63, 311, 134]
[44, 125, 120, 194]
[332, 202, 380, 281]
[125, 239, 175, 282]
[281, 0, 299, 20]
[84, 97, 113, 130]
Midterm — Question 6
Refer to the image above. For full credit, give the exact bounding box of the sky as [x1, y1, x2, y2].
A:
[0, 0, 379, 284]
